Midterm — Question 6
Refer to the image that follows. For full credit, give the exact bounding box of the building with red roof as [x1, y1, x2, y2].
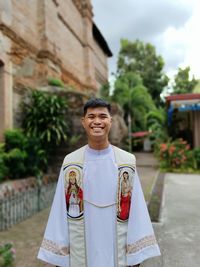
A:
[166, 93, 200, 148]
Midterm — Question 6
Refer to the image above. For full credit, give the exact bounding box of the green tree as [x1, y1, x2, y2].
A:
[117, 39, 169, 105]
[173, 66, 198, 94]
[146, 108, 168, 152]
[99, 82, 111, 101]
[112, 72, 156, 131]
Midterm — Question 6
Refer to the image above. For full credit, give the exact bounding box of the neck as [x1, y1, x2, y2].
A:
[87, 139, 110, 150]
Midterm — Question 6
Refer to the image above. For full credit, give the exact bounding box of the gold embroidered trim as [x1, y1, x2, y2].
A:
[127, 235, 157, 254]
[41, 238, 69, 256]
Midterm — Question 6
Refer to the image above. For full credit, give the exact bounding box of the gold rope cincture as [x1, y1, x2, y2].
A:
[84, 199, 117, 208]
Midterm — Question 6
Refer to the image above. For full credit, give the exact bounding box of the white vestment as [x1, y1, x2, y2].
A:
[84, 145, 118, 267]
[38, 145, 160, 267]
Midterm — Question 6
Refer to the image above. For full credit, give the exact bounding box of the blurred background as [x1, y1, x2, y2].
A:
[0, 0, 199, 266]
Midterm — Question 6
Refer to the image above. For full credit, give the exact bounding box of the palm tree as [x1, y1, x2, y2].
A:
[146, 108, 168, 152]
[112, 72, 156, 151]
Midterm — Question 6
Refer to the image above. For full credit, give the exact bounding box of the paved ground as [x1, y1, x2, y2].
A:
[0, 152, 158, 266]
[0, 208, 49, 267]
[2, 154, 200, 267]
[142, 173, 200, 267]
[134, 152, 159, 168]
[135, 152, 159, 202]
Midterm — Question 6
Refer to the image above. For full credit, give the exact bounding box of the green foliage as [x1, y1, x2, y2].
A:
[3, 130, 27, 179]
[0, 144, 8, 182]
[158, 139, 195, 171]
[3, 148, 27, 179]
[48, 77, 64, 87]
[173, 66, 198, 94]
[146, 108, 168, 151]
[130, 85, 156, 130]
[2, 129, 47, 180]
[68, 135, 81, 146]
[193, 80, 200, 93]
[112, 72, 143, 105]
[22, 90, 68, 151]
[23, 137, 47, 177]
[0, 243, 15, 267]
[99, 83, 111, 101]
[117, 39, 169, 105]
[112, 72, 156, 131]
[193, 147, 200, 169]
[4, 129, 26, 151]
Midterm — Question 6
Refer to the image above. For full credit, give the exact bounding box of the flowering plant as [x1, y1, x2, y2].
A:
[0, 243, 15, 267]
[159, 138, 194, 171]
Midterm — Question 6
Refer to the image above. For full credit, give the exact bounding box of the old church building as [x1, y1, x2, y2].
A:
[0, 0, 112, 140]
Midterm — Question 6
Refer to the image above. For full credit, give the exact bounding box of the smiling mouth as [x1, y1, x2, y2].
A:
[90, 127, 105, 133]
[91, 127, 104, 130]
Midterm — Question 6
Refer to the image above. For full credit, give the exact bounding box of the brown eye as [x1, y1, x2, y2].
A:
[101, 115, 108, 119]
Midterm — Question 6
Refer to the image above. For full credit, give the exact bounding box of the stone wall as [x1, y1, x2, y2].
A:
[0, 0, 109, 90]
[93, 39, 108, 88]
[0, 0, 112, 140]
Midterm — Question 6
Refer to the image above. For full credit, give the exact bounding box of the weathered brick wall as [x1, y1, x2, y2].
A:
[9, 0, 39, 48]
[0, 0, 108, 90]
[93, 39, 108, 87]
[0, 0, 111, 140]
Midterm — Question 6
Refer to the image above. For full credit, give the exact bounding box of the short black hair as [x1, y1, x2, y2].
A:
[83, 98, 111, 116]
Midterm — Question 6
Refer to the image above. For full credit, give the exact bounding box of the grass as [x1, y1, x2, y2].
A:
[148, 172, 165, 222]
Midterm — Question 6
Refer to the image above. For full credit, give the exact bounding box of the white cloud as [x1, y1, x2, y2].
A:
[181, 0, 200, 78]
[92, 0, 200, 79]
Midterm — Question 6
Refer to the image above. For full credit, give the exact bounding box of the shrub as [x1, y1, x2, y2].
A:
[4, 129, 25, 151]
[48, 77, 64, 87]
[193, 147, 200, 169]
[2, 129, 47, 180]
[159, 138, 195, 171]
[24, 137, 47, 177]
[0, 243, 15, 267]
[3, 148, 27, 179]
[0, 144, 8, 182]
[22, 90, 68, 153]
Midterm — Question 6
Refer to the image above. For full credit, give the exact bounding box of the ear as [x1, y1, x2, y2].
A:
[81, 117, 85, 129]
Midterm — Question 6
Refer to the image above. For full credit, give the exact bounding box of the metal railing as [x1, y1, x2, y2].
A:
[0, 182, 56, 230]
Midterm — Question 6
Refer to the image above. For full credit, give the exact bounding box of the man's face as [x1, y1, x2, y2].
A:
[82, 107, 112, 141]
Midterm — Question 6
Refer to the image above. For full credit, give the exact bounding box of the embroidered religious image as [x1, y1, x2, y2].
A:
[117, 166, 135, 222]
[64, 165, 83, 219]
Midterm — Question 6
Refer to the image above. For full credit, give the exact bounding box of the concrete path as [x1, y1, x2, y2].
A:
[142, 173, 200, 267]
[135, 152, 159, 202]
[0, 152, 158, 267]
[134, 152, 159, 167]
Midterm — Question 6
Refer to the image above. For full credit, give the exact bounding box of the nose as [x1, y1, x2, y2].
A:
[93, 116, 101, 124]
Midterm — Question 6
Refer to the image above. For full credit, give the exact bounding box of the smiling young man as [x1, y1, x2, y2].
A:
[38, 98, 161, 267]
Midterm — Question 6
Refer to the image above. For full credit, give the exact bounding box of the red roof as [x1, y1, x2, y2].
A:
[132, 131, 150, 138]
[166, 93, 200, 103]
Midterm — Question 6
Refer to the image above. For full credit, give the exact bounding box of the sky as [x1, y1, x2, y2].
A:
[92, 0, 200, 82]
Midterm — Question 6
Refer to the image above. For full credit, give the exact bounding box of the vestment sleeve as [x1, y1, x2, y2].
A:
[37, 166, 70, 267]
[126, 169, 161, 266]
